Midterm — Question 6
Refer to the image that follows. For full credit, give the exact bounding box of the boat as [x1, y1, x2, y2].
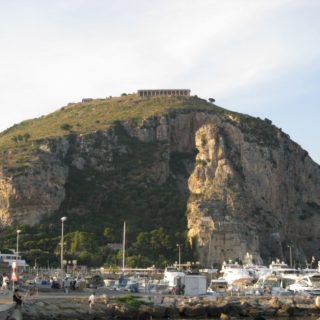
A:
[162, 266, 185, 288]
[245, 264, 271, 281]
[207, 279, 228, 294]
[253, 272, 293, 296]
[0, 253, 28, 269]
[254, 274, 281, 293]
[220, 261, 253, 286]
[288, 273, 320, 295]
[269, 259, 300, 283]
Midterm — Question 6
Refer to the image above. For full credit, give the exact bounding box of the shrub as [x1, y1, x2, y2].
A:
[117, 295, 144, 307]
[60, 123, 73, 131]
[23, 133, 31, 142]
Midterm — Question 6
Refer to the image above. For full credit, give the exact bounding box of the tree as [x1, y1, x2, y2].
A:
[208, 98, 215, 103]
[132, 228, 173, 267]
[126, 255, 152, 268]
[103, 227, 116, 243]
[67, 231, 98, 255]
[25, 249, 51, 267]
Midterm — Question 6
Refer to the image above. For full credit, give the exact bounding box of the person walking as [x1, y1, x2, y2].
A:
[88, 292, 96, 313]
[1, 274, 9, 294]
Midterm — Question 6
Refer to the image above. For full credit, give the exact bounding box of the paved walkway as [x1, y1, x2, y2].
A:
[0, 293, 14, 312]
[0, 294, 14, 320]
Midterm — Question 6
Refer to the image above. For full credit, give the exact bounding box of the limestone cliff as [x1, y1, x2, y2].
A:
[0, 96, 319, 266]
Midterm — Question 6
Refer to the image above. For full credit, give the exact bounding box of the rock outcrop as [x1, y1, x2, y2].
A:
[0, 98, 319, 265]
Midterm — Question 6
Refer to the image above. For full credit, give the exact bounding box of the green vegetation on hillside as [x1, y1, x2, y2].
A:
[0, 95, 221, 147]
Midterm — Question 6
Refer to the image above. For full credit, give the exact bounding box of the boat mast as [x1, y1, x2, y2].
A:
[122, 221, 126, 272]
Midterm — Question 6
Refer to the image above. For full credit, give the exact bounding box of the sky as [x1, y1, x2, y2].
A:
[0, 0, 319, 163]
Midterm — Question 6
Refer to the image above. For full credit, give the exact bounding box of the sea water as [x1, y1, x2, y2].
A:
[169, 316, 320, 320]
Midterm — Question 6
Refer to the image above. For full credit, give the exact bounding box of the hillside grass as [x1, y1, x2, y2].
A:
[0, 95, 221, 148]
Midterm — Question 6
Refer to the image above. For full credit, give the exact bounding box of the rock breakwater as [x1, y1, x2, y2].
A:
[20, 294, 320, 320]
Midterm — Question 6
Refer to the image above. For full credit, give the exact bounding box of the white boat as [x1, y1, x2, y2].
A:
[220, 261, 253, 286]
[288, 273, 320, 295]
[0, 253, 28, 269]
[301, 268, 319, 275]
[207, 279, 228, 294]
[245, 264, 271, 280]
[162, 266, 185, 287]
[269, 259, 300, 281]
[254, 273, 293, 296]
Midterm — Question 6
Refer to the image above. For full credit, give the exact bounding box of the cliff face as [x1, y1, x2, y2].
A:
[0, 107, 319, 265]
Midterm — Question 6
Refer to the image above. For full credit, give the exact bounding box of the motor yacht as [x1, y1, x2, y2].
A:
[288, 273, 320, 295]
[269, 259, 300, 281]
[220, 261, 253, 286]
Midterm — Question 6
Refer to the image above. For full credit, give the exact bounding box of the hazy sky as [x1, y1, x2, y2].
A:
[0, 0, 319, 163]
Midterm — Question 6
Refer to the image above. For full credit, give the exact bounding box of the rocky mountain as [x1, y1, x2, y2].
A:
[0, 95, 319, 266]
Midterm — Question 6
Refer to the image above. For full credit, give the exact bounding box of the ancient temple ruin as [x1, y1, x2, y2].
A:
[138, 89, 190, 97]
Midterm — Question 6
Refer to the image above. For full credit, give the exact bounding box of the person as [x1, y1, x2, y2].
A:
[26, 284, 38, 298]
[88, 292, 96, 313]
[71, 279, 76, 291]
[63, 277, 70, 294]
[13, 288, 23, 308]
[1, 274, 9, 294]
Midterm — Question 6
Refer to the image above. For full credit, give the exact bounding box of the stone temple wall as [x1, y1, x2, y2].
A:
[138, 89, 190, 97]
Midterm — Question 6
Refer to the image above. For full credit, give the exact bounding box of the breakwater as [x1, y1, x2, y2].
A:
[19, 294, 320, 320]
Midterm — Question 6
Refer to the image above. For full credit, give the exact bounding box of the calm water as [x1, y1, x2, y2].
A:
[60, 316, 320, 320]
[168, 317, 320, 320]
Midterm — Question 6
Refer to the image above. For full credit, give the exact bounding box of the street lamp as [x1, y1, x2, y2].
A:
[176, 244, 181, 270]
[16, 229, 21, 259]
[288, 245, 294, 268]
[60, 216, 67, 273]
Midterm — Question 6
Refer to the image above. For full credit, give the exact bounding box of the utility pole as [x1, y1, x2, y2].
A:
[176, 244, 181, 270]
[60, 216, 67, 274]
[288, 245, 294, 268]
[16, 230, 21, 259]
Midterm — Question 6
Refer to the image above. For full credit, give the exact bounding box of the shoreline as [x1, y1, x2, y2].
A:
[12, 292, 320, 320]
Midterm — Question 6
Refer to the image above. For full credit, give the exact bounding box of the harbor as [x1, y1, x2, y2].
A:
[1, 284, 320, 320]
[1, 257, 320, 319]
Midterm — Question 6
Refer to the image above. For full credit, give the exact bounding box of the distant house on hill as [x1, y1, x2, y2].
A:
[138, 89, 190, 97]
